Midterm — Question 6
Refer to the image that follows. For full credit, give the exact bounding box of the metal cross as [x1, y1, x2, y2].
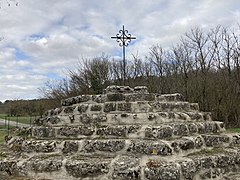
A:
[111, 25, 136, 85]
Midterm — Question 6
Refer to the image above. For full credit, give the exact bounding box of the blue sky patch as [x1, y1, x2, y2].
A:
[47, 73, 62, 80]
[15, 48, 29, 60]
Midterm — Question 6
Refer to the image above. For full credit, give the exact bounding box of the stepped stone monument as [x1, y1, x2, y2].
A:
[1, 85, 240, 179]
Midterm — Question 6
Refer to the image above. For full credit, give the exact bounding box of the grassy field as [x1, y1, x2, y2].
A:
[0, 114, 35, 125]
[226, 128, 240, 133]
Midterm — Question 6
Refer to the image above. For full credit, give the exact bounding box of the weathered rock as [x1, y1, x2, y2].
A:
[97, 125, 127, 137]
[202, 135, 230, 147]
[105, 85, 134, 94]
[144, 160, 180, 180]
[24, 155, 62, 173]
[32, 127, 55, 138]
[22, 140, 56, 153]
[83, 140, 125, 153]
[77, 104, 89, 113]
[90, 104, 102, 111]
[178, 160, 196, 180]
[65, 157, 110, 178]
[104, 102, 116, 112]
[112, 156, 141, 179]
[63, 106, 75, 113]
[145, 126, 173, 139]
[58, 127, 79, 137]
[107, 93, 125, 101]
[127, 140, 172, 156]
[62, 141, 78, 154]
[2, 85, 240, 179]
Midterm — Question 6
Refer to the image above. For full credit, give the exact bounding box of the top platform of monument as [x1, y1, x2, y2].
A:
[104, 85, 149, 94]
[61, 85, 184, 106]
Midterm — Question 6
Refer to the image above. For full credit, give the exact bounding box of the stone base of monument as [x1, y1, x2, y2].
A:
[1, 86, 240, 180]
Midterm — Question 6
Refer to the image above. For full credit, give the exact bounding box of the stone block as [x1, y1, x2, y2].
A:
[77, 104, 89, 113]
[83, 140, 125, 153]
[203, 112, 212, 121]
[97, 125, 127, 137]
[92, 95, 105, 103]
[144, 160, 180, 180]
[75, 95, 91, 103]
[172, 123, 189, 136]
[65, 157, 110, 178]
[63, 106, 75, 113]
[186, 112, 203, 120]
[92, 113, 107, 123]
[117, 102, 132, 112]
[128, 125, 141, 134]
[112, 156, 141, 179]
[90, 104, 102, 111]
[231, 134, 240, 145]
[125, 94, 155, 102]
[22, 140, 57, 153]
[104, 102, 116, 112]
[171, 138, 195, 152]
[134, 86, 148, 93]
[127, 140, 172, 156]
[215, 154, 235, 168]
[204, 122, 218, 133]
[158, 93, 183, 102]
[32, 127, 55, 138]
[145, 126, 173, 139]
[79, 114, 93, 124]
[178, 160, 196, 180]
[158, 112, 168, 118]
[25, 155, 62, 173]
[107, 93, 125, 101]
[105, 85, 134, 94]
[58, 127, 79, 137]
[190, 103, 199, 111]
[79, 126, 95, 136]
[62, 141, 79, 154]
[202, 135, 230, 147]
[188, 123, 198, 134]
[0, 161, 18, 176]
[191, 156, 215, 170]
[194, 136, 204, 148]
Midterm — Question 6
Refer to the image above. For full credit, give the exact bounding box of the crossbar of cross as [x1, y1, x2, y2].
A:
[111, 25, 136, 85]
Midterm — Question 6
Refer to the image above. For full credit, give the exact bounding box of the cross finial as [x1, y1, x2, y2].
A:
[111, 25, 136, 85]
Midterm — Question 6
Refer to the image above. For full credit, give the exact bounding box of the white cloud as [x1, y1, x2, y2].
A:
[0, 0, 239, 101]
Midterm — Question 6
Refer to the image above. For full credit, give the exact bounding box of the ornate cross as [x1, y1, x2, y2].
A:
[111, 25, 136, 85]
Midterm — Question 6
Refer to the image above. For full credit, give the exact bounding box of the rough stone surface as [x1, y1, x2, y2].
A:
[127, 140, 172, 155]
[83, 140, 125, 153]
[2, 85, 240, 180]
[112, 156, 141, 179]
[65, 157, 110, 178]
[144, 160, 180, 180]
[24, 155, 62, 172]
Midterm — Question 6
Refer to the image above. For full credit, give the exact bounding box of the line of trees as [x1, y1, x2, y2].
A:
[0, 99, 57, 117]
[39, 25, 240, 127]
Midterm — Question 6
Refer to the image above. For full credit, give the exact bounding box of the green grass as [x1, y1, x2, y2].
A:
[0, 114, 35, 125]
[226, 128, 240, 133]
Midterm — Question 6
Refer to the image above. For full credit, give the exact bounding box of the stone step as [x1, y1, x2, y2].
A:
[36, 111, 212, 126]
[31, 121, 224, 139]
[8, 133, 240, 156]
[1, 147, 240, 180]
[47, 101, 200, 118]
[60, 92, 184, 107]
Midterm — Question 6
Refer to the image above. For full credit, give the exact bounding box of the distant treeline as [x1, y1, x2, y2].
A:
[0, 99, 58, 117]
[38, 25, 240, 127]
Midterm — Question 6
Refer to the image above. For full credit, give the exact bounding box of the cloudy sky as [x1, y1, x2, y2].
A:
[0, 0, 239, 102]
